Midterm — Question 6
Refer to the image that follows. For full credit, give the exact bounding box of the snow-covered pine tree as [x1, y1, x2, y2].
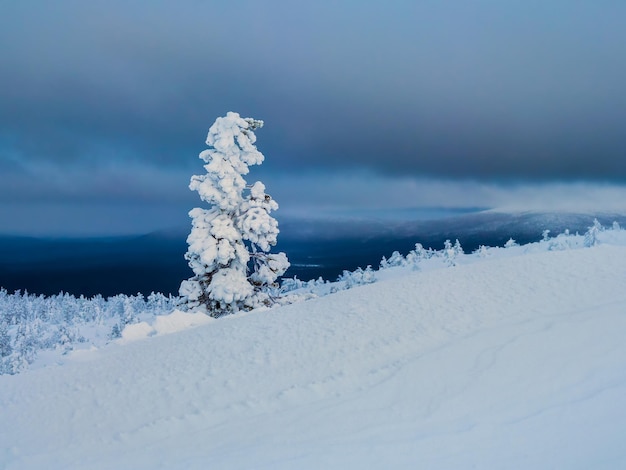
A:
[179, 112, 289, 317]
[584, 218, 603, 248]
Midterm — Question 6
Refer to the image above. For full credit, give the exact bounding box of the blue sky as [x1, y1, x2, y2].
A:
[2, 1, 626, 235]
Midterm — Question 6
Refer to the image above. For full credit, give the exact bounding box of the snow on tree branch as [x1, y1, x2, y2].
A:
[179, 112, 290, 317]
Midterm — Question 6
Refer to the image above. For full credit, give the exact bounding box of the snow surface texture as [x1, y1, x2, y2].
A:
[1, 230, 626, 468]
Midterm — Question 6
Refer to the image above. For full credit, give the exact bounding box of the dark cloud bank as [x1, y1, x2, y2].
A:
[3, 1, 626, 177]
[1, 1, 626, 237]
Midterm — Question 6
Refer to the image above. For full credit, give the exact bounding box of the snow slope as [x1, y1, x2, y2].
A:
[2, 244, 626, 469]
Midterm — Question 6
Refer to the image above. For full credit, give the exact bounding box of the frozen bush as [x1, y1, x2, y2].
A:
[584, 219, 603, 247]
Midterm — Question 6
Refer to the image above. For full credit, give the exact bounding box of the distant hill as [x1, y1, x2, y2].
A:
[1, 210, 625, 296]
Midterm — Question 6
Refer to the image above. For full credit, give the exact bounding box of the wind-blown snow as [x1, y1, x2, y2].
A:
[1, 241, 626, 468]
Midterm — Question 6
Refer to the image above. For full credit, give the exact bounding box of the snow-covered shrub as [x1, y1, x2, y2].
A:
[504, 238, 518, 248]
[474, 245, 490, 257]
[275, 277, 329, 304]
[584, 219, 603, 247]
[338, 266, 377, 289]
[280, 276, 326, 294]
[280, 277, 305, 292]
[404, 252, 420, 269]
[442, 239, 463, 267]
[405, 243, 431, 269]
[412, 243, 432, 260]
[547, 229, 578, 251]
[380, 251, 406, 269]
[179, 112, 289, 317]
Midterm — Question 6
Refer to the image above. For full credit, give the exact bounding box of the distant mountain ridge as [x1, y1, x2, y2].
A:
[1, 210, 625, 297]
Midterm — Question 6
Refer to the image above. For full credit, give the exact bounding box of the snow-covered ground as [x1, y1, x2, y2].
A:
[1, 228, 626, 469]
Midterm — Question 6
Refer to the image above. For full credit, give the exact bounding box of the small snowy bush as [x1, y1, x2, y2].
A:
[547, 229, 578, 251]
[584, 219, 603, 247]
[380, 251, 406, 269]
[504, 238, 518, 248]
[338, 266, 377, 289]
[405, 243, 431, 269]
[474, 245, 490, 257]
[442, 239, 463, 267]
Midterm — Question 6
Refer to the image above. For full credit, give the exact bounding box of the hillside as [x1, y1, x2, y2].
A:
[1, 233, 625, 469]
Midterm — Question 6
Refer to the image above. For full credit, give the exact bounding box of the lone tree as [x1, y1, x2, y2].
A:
[179, 112, 289, 317]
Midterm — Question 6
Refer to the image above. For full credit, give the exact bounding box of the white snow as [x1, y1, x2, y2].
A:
[1, 238, 626, 468]
[116, 310, 214, 345]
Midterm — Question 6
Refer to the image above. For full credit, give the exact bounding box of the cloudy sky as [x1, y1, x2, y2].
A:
[2, 1, 626, 235]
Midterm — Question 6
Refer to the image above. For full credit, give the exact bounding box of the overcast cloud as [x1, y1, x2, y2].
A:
[2, 1, 626, 234]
